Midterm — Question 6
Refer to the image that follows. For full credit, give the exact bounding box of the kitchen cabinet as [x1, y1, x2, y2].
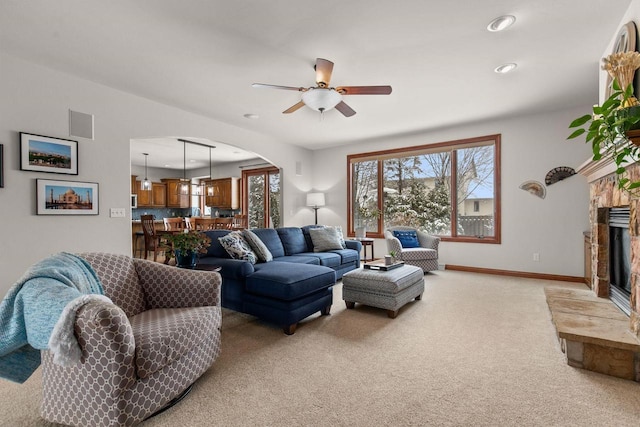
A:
[151, 182, 166, 207]
[204, 177, 240, 209]
[135, 180, 166, 207]
[131, 175, 138, 194]
[162, 178, 191, 208]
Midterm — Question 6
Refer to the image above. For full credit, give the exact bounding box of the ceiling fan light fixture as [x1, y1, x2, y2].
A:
[487, 15, 516, 32]
[301, 88, 342, 112]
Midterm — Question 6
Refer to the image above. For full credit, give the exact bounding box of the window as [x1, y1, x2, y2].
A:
[242, 166, 281, 228]
[347, 134, 501, 243]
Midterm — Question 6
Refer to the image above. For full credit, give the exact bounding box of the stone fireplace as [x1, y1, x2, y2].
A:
[587, 165, 640, 339]
[539, 158, 640, 382]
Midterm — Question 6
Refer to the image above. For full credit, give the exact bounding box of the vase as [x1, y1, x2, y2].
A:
[174, 249, 198, 269]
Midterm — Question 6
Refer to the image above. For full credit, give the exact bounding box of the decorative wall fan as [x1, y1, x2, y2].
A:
[545, 166, 576, 186]
[252, 58, 392, 117]
[519, 180, 546, 199]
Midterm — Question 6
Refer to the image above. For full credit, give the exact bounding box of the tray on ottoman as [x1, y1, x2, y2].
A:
[341, 264, 424, 318]
[363, 261, 404, 271]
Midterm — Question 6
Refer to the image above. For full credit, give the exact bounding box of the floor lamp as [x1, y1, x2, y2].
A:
[306, 192, 325, 225]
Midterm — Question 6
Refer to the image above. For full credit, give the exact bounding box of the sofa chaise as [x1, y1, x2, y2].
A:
[198, 226, 362, 334]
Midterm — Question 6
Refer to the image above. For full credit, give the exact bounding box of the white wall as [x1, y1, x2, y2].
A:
[0, 53, 314, 297]
[602, 2, 639, 99]
[311, 107, 594, 277]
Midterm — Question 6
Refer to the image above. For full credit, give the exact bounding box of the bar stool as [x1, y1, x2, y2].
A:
[133, 231, 145, 258]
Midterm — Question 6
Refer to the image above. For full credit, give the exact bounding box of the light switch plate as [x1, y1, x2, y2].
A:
[110, 208, 126, 218]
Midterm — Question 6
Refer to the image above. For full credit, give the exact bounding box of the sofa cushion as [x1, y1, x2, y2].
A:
[393, 230, 420, 248]
[277, 227, 309, 255]
[218, 232, 257, 264]
[246, 262, 335, 301]
[329, 248, 360, 264]
[296, 251, 342, 268]
[272, 255, 320, 265]
[251, 228, 285, 258]
[242, 229, 273, 262]
[203, 230, 232, 258]
[309, 227, 344, 252]
[130, 306, 220, 379]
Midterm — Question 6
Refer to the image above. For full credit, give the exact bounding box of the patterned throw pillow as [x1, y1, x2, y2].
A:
[218, 231, 257, 264]
[324, 225, 347, 249]
[242, 229, 273, 262]
[393, 230, 420, 248]
[309, 227, 344, 252]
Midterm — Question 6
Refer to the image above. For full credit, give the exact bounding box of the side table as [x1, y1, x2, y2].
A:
[358, 238, 374, 262]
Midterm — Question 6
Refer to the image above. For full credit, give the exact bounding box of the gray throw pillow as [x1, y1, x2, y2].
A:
[309, 227, 344, 252]
[324, 225, 347, 248]
[242, 229, 273, 262]
[218, 231, 257, 264]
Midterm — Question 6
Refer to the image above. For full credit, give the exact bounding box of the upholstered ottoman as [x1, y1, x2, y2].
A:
[341, 264, 424, 318]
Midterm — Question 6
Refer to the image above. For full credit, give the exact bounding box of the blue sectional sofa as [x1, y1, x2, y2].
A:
[198, 226, 362, 334]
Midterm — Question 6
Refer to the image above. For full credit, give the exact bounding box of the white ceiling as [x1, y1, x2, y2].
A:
[131, 137, 260, 170]
[0, 0, 633, 167]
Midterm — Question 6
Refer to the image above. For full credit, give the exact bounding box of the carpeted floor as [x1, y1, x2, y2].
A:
[1, 270, 640, 426]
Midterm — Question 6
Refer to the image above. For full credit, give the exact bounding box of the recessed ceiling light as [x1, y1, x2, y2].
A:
[487, 15, 516, 32]
[243, 113, 259, 119]
[494, 63, 517, 74]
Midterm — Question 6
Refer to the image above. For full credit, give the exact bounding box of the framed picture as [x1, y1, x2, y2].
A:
[20, 132, 78, 175]
[36, 179, 98, 215]
[0, 144, 4, 188]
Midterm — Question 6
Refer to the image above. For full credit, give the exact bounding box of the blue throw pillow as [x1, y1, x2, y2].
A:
[393, 230, 420, 248]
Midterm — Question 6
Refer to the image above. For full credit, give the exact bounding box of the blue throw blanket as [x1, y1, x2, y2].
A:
[0, 252, 104, 383]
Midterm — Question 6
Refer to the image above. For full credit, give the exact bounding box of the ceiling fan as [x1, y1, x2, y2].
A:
[252, 58, 392, 117]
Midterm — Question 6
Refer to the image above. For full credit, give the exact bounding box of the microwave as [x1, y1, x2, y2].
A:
[131, 194, 138, 209]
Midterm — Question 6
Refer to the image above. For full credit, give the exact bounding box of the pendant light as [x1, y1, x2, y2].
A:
[141, 153, 151, 191]
[178, 139, 190, 195]
[206, 146, 215, 196]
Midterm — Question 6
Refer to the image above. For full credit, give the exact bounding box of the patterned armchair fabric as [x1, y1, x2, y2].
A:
[385, 226, 440, 272]
[40, 253, 222, 427]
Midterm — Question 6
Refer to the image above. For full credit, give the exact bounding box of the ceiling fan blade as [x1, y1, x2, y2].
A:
[315, 58, 334, 88]
[335, 101, 356, 117]
[252, 83, 306, 91]
[283, 101, 306, 114]
[336, 85, 392, 95]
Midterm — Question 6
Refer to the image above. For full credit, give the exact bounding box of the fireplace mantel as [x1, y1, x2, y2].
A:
[576, 155, 616, 183]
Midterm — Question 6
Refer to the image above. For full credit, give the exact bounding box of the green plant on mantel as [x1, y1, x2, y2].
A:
[568, 52, 640, 193]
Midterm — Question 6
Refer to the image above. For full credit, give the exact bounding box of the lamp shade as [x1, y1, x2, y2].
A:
[306, 192, 325, 207]
[301, 88, 342, 112]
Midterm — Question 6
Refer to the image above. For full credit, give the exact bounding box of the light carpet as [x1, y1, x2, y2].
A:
[1, 270, 640, 426]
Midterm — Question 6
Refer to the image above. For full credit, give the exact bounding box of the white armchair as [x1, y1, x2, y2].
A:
[385, 226, 440, 272]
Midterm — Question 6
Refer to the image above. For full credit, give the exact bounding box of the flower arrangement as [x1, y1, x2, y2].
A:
[165, 230, 211, 255]
[602, 51, 640, 107]
[568, 52, 640, 192]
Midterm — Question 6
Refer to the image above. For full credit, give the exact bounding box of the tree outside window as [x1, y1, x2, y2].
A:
[243, 166, 281, 229]
[347, 135, 500, 243]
